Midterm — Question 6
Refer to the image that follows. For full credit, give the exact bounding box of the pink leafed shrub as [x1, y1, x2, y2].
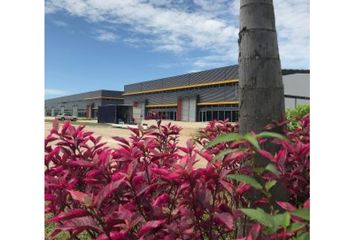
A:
[45, 116, 309, 239]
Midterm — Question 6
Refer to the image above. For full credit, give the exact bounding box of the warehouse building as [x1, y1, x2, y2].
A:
[123, 65, 309, 123]
[45, 90, 124, 118]
[45, 65, 309, 123]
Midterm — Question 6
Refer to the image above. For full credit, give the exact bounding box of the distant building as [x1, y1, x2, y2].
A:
[45, 65, 309, 123]
[45, 90, 124, 118]
[123, 65, 309, 123]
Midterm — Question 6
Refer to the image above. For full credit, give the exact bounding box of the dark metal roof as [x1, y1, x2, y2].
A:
[45, 89, 123, 103]
[124, 65, 239, 93]
[282, 69, 310, 75]
[124, 65, 309, 93]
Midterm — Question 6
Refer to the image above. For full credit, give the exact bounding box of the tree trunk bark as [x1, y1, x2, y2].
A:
[238, 0, 289, 207]
[238, 0, 285, 135]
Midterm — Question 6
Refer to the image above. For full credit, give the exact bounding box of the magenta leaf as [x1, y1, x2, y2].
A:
[214, 212, 234, 230]
[48, 209, 90, 223]
[303, 198, 310, 208]
[257, 149, 275, 162]
[68, 190, 93, 207]
[94, 178, 127, 208]
[152, 193, 170, 207]
[58, 216, 101, 232]
[138, 220, 165, 237]
[96, 231, 127, 240]
[276, 201, 296, 211]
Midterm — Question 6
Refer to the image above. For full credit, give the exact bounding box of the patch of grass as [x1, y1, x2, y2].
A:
[45, 213, 91, 240]
[286, 105, 309, 130]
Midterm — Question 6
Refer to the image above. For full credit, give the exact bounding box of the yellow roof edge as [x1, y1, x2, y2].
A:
[84, 96, 124, 100]
[197, 101, 240, 106]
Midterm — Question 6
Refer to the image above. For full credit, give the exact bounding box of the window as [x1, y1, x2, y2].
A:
[64, 109, 73, 115]
[212, 111, 218, 121]
[206, 111, 212, 121]
[230, 111, 239, 122]
[225, 111, 231, 121]
[218, 111, 225, 121]
[78, 109, 86, 117]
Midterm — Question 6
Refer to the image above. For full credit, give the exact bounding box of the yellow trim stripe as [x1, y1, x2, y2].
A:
[84, 96, 124, 100]
[146, 104, 178, 108]
[123, 79, 239, 96]
[197, 101, 240, 106]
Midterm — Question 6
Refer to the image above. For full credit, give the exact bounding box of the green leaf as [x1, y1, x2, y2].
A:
[265, 163, 280, 176]
[240, 208, 274, 228]
[254, 167, 265, 175]
[273, 212, 291, 228]
[213, 148, 241, 161]
[227, 174, 263, 190]
[257, 131, 288, 141]
[243, 133, 260, 149]
[265, 180, 277, 191]
[295, 232, 310, 240]
[291, 208, 310, 221]
[205, 133, 243, 149]
[205, 133, 260, 150]
[288, 222, 307, 232]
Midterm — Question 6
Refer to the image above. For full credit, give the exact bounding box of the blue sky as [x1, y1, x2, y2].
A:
[45, 0, 309, 99]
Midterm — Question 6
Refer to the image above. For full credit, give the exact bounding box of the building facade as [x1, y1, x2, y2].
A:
[45, 66, 309, 123]
[45, 90, 124, 118]
[123, 65, 309, 123]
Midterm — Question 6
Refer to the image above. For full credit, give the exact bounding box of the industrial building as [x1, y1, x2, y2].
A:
[123, 65, 309, 123]
[45, 90, 124, 119]
[45, 65, 309, 123]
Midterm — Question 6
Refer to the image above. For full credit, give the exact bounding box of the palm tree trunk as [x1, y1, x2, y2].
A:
[238, 0, 289, 205]
[238, 0, 285, 135]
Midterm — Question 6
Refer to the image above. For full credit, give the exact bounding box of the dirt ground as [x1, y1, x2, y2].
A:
[45, 119, 209, 167]
[44, 119, 207, 147]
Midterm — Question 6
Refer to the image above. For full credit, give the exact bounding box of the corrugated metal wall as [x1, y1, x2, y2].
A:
[142, 79, 163, 91]
[124, 83, 142, 92]
[101, 99, 124, 105]
[163, 74, 190, 88]
[124, 85, 238, 106]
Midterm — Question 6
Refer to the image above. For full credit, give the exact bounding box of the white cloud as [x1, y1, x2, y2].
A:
[45, 0, 237, 64]
[274, 0, 310, 68]
[95, 30, 118, 42]
[45, 0, 309, 69]
[45, 88, 70, 98]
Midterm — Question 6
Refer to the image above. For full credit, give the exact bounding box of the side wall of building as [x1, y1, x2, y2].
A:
[283, 73, 310, 109]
